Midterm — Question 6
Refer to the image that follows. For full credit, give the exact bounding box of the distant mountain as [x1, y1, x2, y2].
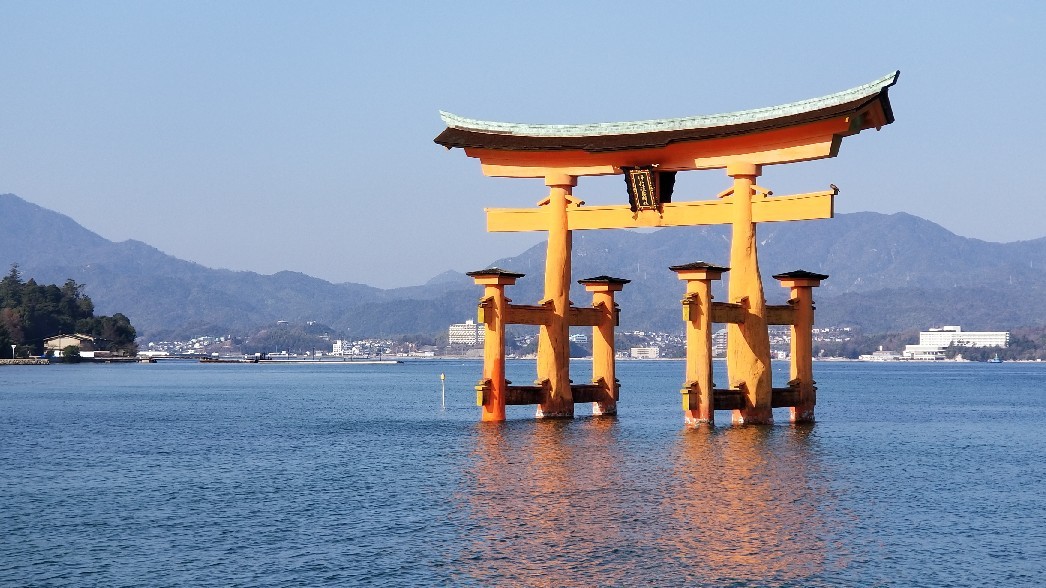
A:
[0, 194, 472, 340]
[3, 192, 1045, 340]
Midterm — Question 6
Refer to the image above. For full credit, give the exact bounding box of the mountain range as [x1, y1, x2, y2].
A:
[3, 192, 1045, 341]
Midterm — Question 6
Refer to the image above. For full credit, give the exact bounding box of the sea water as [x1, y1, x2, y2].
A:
[2, 360, 1045, 586]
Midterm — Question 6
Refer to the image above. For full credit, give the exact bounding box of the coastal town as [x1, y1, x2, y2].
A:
[130, 321, 1023, 363]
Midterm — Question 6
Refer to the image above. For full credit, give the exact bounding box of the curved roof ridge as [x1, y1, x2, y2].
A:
[440, 71, 898, 138]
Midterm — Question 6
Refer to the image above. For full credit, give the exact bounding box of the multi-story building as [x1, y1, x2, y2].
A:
[903, 326, 1009, 360]
[448, 319, 485, 346]
[630, 347, 660, 359]
[918, 326, 1009, 348]
[712, 329, 728, 357]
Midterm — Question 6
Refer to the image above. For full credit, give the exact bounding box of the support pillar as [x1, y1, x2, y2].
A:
[468, 268, 525, 422]
[536, 173, 577, 418]
[773, 270, 828, 423]
[578, 276, 630, 416]
[671, 262, 728, 426]
[724, 163, 773, 424]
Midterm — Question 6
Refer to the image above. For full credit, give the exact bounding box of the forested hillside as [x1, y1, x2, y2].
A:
[0, 266, 137, 356]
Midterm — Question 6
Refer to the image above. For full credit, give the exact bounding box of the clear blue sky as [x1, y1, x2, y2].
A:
[2, 1, 1044, 287]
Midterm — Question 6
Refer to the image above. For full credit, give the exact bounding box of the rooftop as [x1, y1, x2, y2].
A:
[435, 72, 898, 154]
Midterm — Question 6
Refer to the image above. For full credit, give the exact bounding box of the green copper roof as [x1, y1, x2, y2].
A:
[440, 71, 898, 138]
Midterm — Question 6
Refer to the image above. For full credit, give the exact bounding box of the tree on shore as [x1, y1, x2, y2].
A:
[0, 265, 138, 355]
[61, 345, 82, 363]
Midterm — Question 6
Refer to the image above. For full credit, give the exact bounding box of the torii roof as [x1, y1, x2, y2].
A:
[434, 72, 899, 177]
[435, 72, 897, 152]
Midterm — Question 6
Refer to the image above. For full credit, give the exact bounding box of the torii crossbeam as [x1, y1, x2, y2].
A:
[436, 71, 898, 424]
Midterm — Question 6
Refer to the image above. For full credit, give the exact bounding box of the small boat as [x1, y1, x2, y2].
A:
[988, 354, 1002, 363]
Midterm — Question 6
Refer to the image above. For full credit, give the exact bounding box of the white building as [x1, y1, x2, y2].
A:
[332, 340, 358, 356]
[448, 319, 485, 346]
[712, 329, 728, 357]
[902, 326, 1009, 360]
[858, 347, 903, 361]
[901, 344, 947, 361]
[630, 347, 660, 359]
[918, 326, 1009, 348]
[569, 333, 589, 344]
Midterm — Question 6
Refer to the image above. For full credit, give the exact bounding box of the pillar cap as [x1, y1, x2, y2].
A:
[467, 267, 525, 278]
[669, 261, 730, 273]
[772, 269, 829, 281]
[578, 275, 630, 292]
[467, 267, 525, 285]
[577, 275, 631, 285]
[669, 261, 729, 281]
[773, 269, 828, 288]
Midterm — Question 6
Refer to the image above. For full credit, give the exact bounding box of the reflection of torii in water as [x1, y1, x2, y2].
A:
[436, 71, 899, 425]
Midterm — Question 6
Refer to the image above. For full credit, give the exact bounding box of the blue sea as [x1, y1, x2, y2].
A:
[2, 359, 1045, 587]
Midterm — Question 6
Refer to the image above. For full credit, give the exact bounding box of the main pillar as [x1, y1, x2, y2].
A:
[773, 270, 828, 423]
[536, 173, 577, 418]
[578, 276, 629, 416]
[725, 163, 773, 424]
[468, 268, 525, 422]
[671, 262, 728, 426]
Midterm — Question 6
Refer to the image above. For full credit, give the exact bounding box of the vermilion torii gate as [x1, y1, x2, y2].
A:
[436, 72, 898, 424]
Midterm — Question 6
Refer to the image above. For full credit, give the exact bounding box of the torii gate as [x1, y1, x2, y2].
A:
[436, 72, 898, 424]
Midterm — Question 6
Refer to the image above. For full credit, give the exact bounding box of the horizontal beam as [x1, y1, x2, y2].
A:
[486, 190, 834, 233]
[713, 388, 746, 411]
[480, 380, 620, 407]
[771, 386, 803, 408]
[570, 383, 613, 404]
[504, 304, 552, 326]
[686, 302, 792, 324]
[711, 302, 746, 324]
[766, 304, 795, 325]
[568, 306, 608, 327]
[688, 386, 812, 410]
[499, 383, 614, 405]
[499, 303, 614, 327]
[505, 385, 546, 405]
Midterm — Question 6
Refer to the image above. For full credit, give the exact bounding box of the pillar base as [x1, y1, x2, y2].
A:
[535, 406, 574, 419]
[592, 402, 617, 416]
[790, 405, 815, 423]
[732, 407, 773, 425]
[683, 412, 712, 427]
[681, 385, 714, 426]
